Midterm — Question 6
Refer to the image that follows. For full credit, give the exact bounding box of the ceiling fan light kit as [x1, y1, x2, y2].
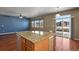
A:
[19, 13, 23, 19]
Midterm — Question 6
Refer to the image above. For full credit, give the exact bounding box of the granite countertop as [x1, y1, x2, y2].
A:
[16, 31, 53, 43]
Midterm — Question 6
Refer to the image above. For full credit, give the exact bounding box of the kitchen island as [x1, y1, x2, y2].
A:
[16, 31, 54, 51]
[0, 31, 54, 51]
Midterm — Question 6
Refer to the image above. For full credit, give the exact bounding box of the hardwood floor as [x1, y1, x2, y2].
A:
[55, 37, 79, 51]
[0, 33, 17, 51]
[70, 40, 79, 51]
[0, 34, 79, 51]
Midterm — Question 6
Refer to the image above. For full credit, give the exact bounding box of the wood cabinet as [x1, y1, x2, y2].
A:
[0, 33, 17, 51]
[20, 36, 49, 51]
[21, 37, 34, 51]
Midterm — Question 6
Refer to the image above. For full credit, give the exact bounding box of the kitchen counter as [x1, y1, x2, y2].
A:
[0, 31, 54, 51]
[16, 31, 53, 43]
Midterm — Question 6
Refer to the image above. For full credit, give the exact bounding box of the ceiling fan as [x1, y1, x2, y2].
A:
[0, 11, 26, 19]
[19, 13, 23, 19]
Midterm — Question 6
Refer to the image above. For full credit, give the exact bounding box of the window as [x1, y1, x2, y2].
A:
[55, 15, 72, 38]
[40, 20, 43, 28]
[31, 19, 44, 29]
[35, 20, 40, 28]
[32, 21, 35, 28]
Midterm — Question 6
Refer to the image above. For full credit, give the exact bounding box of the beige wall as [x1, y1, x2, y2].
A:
[31, 8, 79, 39]
[60, 8, 79, 39]
[41, 14, 55, 32]
[30, 14, 55, 32]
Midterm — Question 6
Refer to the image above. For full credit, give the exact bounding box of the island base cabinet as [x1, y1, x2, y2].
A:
[21, 36, 49, 51]
[21, 37, 34, 51]
[34, 38, 49, 51]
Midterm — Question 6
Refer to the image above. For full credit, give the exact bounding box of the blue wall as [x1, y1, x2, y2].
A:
[0, 15, 30, 33]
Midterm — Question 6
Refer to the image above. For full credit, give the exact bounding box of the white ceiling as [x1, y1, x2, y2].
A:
[0, 7, 74, 18]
